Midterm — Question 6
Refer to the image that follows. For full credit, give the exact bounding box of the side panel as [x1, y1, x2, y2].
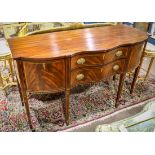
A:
[127, 42, 145, 71]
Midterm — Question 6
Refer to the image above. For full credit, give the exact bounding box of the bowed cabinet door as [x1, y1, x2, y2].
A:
[23, 59, 66, 92]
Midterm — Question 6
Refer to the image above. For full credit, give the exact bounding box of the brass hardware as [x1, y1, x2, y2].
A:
[42, 63, 46, 70]
[76, 74, 84, 80]
[113, 65, 120, 71]
[77, 58, 86, 65]
[115, 51, 123, 57]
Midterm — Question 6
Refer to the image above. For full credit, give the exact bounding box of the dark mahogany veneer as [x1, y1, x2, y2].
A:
[8, 25, 148, 130]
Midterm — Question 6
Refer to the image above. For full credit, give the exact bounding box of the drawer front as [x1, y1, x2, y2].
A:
[71, 53, 104, 69]
[71, 47, 128, 69]
[104, 47, 129, 64]
[71, 59, 126, 87]
[23, 59, 65, 92]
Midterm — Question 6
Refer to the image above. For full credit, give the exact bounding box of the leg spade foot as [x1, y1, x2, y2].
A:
[23, 94, 34, 131]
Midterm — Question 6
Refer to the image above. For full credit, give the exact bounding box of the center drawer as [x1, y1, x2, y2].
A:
[71, 46, 129, 70]
[71, 59, 126, 87]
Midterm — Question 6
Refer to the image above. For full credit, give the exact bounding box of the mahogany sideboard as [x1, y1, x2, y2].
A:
[7, 25, 148, 130]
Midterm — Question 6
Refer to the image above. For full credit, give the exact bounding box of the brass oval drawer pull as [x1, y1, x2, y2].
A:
[76, 73, 84, 80]
[113, 65, 120, 71]
[77, 58, 86, 65]
[115, 51, 123, 57]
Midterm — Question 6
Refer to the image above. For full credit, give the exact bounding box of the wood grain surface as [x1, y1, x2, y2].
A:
[8, 25, 148, 60]
[7, 24, 148, 128]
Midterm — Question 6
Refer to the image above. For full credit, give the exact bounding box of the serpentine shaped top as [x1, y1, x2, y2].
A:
[8, 25, 148, 60]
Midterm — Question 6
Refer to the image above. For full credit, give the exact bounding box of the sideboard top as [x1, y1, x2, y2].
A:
[8, 25, 148, 60]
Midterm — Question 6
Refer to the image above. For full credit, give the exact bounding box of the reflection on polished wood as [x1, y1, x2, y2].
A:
[8, 25, 147, 60]
[8, 25, 148, 130]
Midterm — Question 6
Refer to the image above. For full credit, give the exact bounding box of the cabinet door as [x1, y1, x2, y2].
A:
[23, 59, 65, 92]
